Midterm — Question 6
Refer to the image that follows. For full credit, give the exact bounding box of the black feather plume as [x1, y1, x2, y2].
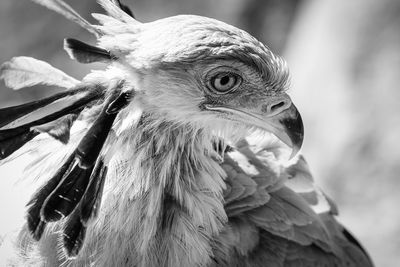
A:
[25, 81, 132, 258]
[46, 88, 130, 254]
[16, 88, 102, 128]
[0, 84, 105, 160]
[0, 86, 88, 129]
[63, 207, 86, 257]
[75, 112, 116, 168]
[64, 38, 114, 64]
[40, 160, 95, 222]
[0, 128, 39, 160]
[62, 159, 107, 257]
[79, 160, 107, 224]
[76, 90, 133, 167]
[39, 90, 122, 222]
[26, 153, 76, 240]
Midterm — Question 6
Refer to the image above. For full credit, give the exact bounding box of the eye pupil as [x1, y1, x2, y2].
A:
[220, 76, 230, 86]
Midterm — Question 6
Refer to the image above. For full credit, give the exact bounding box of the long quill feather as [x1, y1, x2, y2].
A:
[31, 0, 100, 36]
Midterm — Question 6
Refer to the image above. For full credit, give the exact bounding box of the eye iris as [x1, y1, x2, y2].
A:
[213, 73, 238, 92]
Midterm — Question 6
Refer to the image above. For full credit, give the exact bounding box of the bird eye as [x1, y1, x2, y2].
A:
[209, 72, 241, 94]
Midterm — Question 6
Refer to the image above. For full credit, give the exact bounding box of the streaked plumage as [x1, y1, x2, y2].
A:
[0, 0, 373, 266]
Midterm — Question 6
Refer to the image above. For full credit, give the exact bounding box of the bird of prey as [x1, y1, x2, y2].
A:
[0, 0, 373, 266]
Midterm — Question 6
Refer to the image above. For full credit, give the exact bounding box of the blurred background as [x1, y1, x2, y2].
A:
[0, 0, 399, 265]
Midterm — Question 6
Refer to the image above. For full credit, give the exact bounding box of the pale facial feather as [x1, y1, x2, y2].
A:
[96, 15, 290, 131]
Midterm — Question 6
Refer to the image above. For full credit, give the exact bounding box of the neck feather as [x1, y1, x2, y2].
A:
[87, 115, 227, 266]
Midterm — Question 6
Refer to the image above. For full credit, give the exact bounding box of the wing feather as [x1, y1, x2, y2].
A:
[217, 140, 374, 267]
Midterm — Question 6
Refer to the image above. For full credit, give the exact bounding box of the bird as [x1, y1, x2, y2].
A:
[0, 0, 374, 266]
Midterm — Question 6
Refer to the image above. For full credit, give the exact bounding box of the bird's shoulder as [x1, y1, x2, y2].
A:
[215, 138, 373, 267]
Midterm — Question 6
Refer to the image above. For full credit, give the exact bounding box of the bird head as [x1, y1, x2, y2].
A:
[99, 15, 304, 156]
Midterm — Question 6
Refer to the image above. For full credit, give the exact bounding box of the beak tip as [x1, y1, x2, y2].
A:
[289, 143, 302, 160]
[281, 104, 304, 159]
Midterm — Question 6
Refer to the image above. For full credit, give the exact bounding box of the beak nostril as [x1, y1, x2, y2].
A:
[270, 101, 286, 112]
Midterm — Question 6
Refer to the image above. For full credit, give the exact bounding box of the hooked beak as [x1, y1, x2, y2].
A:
[267, 103, 304, 158]
[205, 97, 304, 158]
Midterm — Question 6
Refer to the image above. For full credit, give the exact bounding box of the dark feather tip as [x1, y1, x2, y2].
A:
[26, 153, 76, 237]
[63, 209, 86, 257]
[64, 38, 114, 64]
[27, 216, 46, 241]
[0, 128, 38, 160]
[80, 161, 107, 224]
[115, 0, 135, 18]
[41, 160, 94, 222]
[61, 159, 106, 257]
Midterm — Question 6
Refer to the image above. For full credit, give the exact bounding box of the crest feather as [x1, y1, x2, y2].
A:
[31, 0, 100, 36]
[64, 38, 114, 64]
[0, 56, 79, 90]
[97, 0, 139, 24]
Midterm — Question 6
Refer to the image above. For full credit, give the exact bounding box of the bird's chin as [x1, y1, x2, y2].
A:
[204, 104, 304, 159]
